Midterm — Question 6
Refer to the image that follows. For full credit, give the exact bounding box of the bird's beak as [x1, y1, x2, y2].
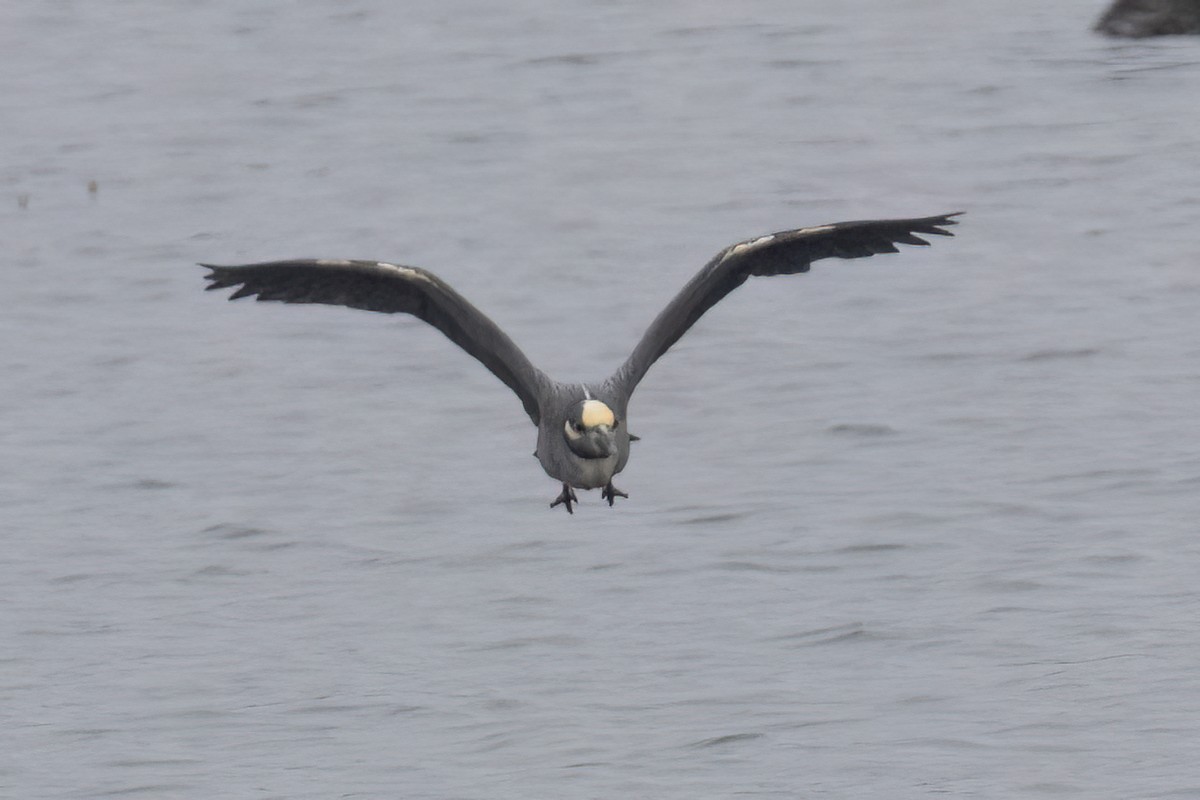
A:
[586, 424, 616, 458]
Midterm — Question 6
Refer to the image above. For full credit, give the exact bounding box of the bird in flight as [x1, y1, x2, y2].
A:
[203, 212, 960, 513]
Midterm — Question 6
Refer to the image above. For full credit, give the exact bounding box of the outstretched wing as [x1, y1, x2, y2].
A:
[608, 213, 961, 396]
[202, 259, 550, 425]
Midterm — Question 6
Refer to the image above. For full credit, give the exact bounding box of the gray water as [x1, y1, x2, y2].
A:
[4, 1, 1200, 797]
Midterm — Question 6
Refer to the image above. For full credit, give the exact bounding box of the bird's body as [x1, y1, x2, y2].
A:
[537, 390, 627, 489]
[203, 212, 960, 512]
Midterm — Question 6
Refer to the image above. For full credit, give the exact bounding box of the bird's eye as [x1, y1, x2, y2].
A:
[572, 421, 584, 432]
[613, 419, 620, 429]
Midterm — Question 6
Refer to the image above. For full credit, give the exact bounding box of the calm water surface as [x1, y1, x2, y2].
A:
[4, 1, 1200, 797]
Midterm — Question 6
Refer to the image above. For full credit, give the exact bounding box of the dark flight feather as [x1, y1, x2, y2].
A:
[608, 213, 961, 395]
[202, 260, 549, 424]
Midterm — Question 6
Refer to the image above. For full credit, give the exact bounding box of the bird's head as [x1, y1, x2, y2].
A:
[563, 399, 619, 459]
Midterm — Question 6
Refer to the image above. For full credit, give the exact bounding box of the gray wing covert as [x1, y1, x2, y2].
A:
[609, 213, 960, 396]
[203, 259, 550, 425]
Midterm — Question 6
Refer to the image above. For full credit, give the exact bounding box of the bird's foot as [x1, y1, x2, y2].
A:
[601, 482, 628, 507]
[550, 483, 579, 514]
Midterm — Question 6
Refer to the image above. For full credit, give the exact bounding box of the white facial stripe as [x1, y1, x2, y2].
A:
[564, 419, 581, 440]
[581, 399, 615, 429]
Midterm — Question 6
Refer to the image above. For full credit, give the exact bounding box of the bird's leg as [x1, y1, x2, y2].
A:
[550, 483, 578, 514]
[601, 482, 628, 507]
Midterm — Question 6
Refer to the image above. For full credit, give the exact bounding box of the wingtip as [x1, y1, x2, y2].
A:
[922, 211, 963, 237]
[199, 263, 222, 290]
[199, 263, 243, 293]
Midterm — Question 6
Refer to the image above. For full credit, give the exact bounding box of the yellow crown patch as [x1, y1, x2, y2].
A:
[581, 400, 615, 428]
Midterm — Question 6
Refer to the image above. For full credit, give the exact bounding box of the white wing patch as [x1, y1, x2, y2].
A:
[729, 234, 775, 256]
[378, 262, 435, 285]
[795, 224, 835, 235]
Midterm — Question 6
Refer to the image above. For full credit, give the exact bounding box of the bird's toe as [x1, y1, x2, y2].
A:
[601, 482, 629, 507]
[550, 483, 578, 514]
